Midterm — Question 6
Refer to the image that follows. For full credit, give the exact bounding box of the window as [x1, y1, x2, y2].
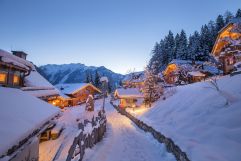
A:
[0, 72, 7, 84]
[13, 75, 20, 85]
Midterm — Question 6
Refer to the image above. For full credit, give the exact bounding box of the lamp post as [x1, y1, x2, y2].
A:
[100, 76, 108, 112]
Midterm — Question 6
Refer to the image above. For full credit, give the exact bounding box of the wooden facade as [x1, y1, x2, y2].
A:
[57, 83, 102, 107]
[0, 59, 28, 88]
[211, 19, 241, 74]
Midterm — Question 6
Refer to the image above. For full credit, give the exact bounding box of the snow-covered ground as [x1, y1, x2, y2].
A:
[39, 101, 103, 161]
[83, 99, 175, 161]
[40, 98, 174, 161]
[132, 74, 241, 161]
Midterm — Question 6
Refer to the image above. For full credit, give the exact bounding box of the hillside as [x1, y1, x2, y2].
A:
[134, 74, 241, 161]
[38, 63, 124, 91]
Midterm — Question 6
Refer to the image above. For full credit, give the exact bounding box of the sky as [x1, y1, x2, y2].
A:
[0, 0, 240, 74]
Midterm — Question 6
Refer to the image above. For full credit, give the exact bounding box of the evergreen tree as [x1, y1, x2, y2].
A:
[235, 9, 241, 18]
[164, 30, 175, 62]
[143, 67, 163, 106]
[198, 25, 210, 61]
[224, 10, 234, 24]
[215, 15, 225, 32]
[148, 42, 163, 74]
[174, 33, 180, 59]
[176, 30, 188, 60]
[85, 72, 90, 83]
[188, 31, 201, 60]
[94, 71, 101, 88]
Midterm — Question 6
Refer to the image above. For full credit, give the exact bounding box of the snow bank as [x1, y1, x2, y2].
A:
[0, 87, 59, 156]
[139, 75, 241, 161]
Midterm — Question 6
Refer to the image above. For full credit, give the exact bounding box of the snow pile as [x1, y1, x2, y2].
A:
[187, 71, 205, 77]
[138, 74, 241, 161]
[0, 87, 59, 157]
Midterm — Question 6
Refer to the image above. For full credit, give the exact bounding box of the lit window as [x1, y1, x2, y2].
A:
[0, 73, 7, 83]
[13, 75, 20, 85]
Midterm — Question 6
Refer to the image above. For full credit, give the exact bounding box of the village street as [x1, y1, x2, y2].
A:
[82, 98, 175, 161]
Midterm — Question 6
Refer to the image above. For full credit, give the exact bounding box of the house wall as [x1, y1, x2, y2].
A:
[0, 64, 25, 87]
[119, 98, 139, 108]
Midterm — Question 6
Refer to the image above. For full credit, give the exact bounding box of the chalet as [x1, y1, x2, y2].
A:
[163, 59, 201, 84]
[0, 49, 62, 106]
[211, 18, 241, 74]
[114, 88, 144, 108]
[0, 50, 32, 87]
[122, 71, 145, 88]
[162, 59, 221, 84]
[0, 87, 59, 161]
[55, 83, 101, 106]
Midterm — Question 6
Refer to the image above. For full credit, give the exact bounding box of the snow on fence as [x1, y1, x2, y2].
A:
[110, 101, 190, 161]
[66, 110, 107, 161]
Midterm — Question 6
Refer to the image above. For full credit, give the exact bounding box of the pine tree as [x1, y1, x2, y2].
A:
[176, 30, 188, 60]
[224, 10, 234, 24]
[85, 72, 90, 83]
[174, 33, 180, 59]
[215, 15, 225, 32]
[165, 30, 175, 62]
[236, 9, 241, 18]
[94, 71, 101, 88]
[143, 67, 163, 106]
[188, 31, 201, 60]
[199, 25, 210, 61]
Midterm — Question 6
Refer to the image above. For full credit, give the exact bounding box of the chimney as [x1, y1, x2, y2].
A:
[12, 51, 28, 60]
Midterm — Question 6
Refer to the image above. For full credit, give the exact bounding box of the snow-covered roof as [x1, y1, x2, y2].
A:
[0, 87, 59, 157]
[23, 69, 60, 98]
[115, 88, 144, 98]
[169, 59, 204, 66]
[0, 49, 34, 71]
[123, 71, 145, 83]
[55, 83, 101, 95]
[187, 71, 206, 77]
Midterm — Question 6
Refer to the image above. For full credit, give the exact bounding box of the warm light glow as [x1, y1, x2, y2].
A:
[163, 64, 178, 76]
[0, 73, 7, 83]
[13, 75, 20, 85]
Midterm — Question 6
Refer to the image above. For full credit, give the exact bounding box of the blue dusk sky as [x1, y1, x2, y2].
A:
[0, 0, 240, 74]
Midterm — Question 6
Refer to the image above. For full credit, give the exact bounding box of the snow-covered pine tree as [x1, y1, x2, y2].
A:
[94, 71, 101, 88]
[143, 67, 163, 107]
[176, 30, 188, 60]
[164, 31, 175, 62]
[174, 33, 180, 59]
[224, 10, 234, 24]
[187, 31, 201, 60]
[215, 15, 225, 33]
[235, 9, 241, 18]
[198, 25, 211, 61]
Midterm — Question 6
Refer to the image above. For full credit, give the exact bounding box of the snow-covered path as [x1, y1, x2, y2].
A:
[83, 100, 174, 161]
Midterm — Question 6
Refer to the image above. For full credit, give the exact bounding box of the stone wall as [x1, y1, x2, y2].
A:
[110, 101, 190, 161]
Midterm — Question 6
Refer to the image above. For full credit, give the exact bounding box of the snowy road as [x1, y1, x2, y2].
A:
[83, 100, 175, 161]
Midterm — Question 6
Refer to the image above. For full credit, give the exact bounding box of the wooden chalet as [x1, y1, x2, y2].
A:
[56, 83, 101, 106]
[122, 72, 145, 88]
[0, 50, 32, 88]
[162, 59, 211, 84]
[211, 18, 241, 74]
[114, 88, 144, 108]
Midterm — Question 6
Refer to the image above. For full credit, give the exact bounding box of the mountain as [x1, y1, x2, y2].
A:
[38, 63, 124, 92]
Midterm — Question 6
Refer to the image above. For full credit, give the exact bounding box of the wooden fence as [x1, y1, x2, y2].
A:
[66, 110, 107, 161]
